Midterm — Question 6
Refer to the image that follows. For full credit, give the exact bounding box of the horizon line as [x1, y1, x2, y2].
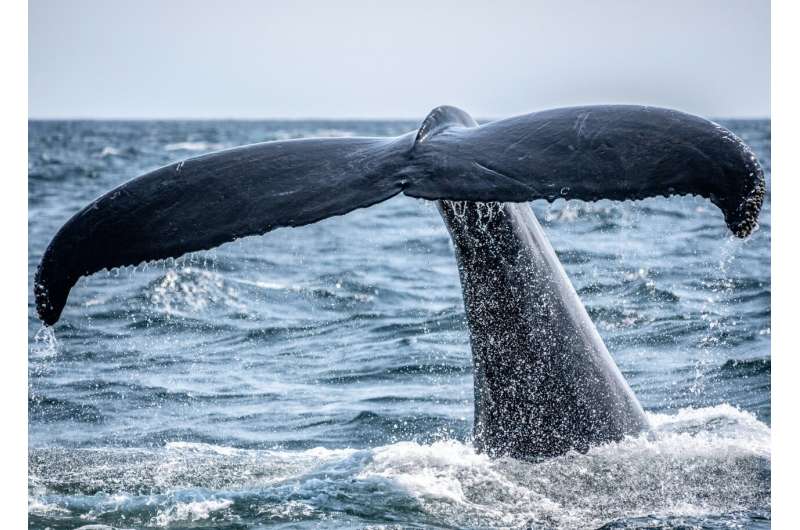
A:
[28, 113, 772, 122]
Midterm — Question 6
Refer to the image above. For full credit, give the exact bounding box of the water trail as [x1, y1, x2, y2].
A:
[30, 325, 58, 359]
[693, 236, 747, 395]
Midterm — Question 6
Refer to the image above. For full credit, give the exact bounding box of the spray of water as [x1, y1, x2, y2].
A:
[30, 325, 58, 359]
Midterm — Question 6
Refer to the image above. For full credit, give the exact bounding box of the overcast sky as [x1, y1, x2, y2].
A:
[29, 0, 770, 119]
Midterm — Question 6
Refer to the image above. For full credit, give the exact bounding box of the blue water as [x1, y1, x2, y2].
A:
[28, 119, 771, 529]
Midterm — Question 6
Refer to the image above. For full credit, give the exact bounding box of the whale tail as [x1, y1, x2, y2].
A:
[35, 105, 764, 325]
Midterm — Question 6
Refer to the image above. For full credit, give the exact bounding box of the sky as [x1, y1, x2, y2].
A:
[28, 0, 770, 119]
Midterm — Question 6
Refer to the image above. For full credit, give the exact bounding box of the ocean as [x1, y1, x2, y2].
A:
[28, 118, 771, 529]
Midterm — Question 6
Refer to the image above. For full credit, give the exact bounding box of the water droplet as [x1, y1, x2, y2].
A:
[30, 325, 58, 358]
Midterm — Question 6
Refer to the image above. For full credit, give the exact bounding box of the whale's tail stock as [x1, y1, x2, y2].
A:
[35, 105, 764, 325]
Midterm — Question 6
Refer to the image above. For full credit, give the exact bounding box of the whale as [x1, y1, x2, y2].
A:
[34, 105, 765, 458]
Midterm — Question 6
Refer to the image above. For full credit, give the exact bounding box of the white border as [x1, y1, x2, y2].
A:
[9, 1, 787, 527]
[771, 0, 795, 525]
[0, 1, 28, 528]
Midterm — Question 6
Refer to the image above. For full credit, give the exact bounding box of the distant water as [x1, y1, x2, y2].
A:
[28, 118, 771, 529]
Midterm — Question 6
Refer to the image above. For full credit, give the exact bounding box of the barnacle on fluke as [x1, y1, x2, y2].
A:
[728, 160, 766, 238]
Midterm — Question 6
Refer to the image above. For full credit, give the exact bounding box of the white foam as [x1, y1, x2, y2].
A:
[270, 129, 356, 141]
[349, 406, 770, 528]
[74, 525, 134, 530]
[165, 441, 242, 456]
[74, 525, 139, 530]
[164, 141, 226, 152]
[28, 405, 770, 529]
[151, 498, 233, 527]
[256, 500, 316, 519]
[28, 497, 71, 516]
[99, 146, 121, 157]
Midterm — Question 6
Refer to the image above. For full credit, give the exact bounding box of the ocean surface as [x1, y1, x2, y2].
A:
[28, 118, 771, 529]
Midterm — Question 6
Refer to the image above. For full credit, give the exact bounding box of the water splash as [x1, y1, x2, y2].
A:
[27, 118, 771, 529]
[28, 405, 769, 529]
[147, 266, 248, 317]
[690, 235, 751, 395]
[30, 325, 58, 359]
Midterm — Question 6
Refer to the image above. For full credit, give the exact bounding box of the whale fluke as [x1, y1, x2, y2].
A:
[405, 106, 764, 237]
[34, 136, 410, 325]
[35, 105, 764, 326]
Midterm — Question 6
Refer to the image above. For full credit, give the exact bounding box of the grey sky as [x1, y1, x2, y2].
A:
[29, 0, 770, 119]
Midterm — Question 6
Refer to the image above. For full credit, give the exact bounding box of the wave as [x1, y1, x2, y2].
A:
[268, 128, 357, 141]
[27, 119, 772, 528]
[163, 141, 227, 152]
[99, 146, 121, 157]
[320, 362, 470, 385]
[719, 357, 770, 377]
[28, 395, 104, 424]
[29, 404, 769, 529]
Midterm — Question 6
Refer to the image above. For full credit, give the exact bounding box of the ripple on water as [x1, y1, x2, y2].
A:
[28, 405, 769, 529]
[28, 119, 771, 528]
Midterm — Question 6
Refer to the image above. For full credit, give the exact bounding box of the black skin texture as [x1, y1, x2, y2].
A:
[439, 200, 648, 458]
[35, 105, 765, 458]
